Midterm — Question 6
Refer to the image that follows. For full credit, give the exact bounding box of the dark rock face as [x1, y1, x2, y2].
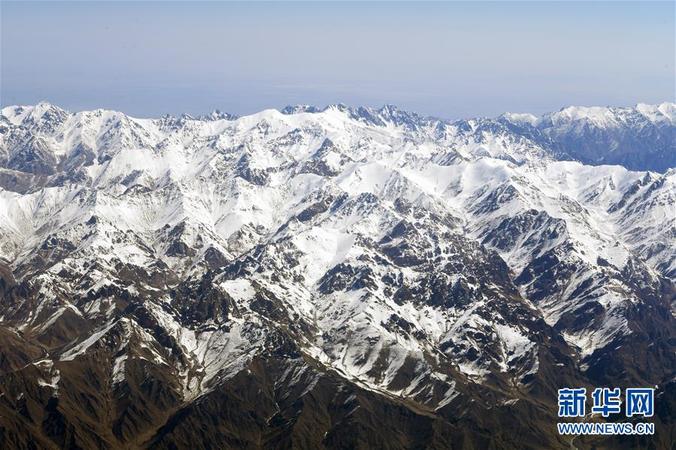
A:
[7, 137, 58, 175]
[491, 105, 676, 173]
[236, 154, 270, 186]
[538, 114, 676, 173]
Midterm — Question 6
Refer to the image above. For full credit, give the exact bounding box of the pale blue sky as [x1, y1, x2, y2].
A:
[1, 1, 674, 119]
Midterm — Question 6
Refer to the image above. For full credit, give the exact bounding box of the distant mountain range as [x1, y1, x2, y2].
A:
[0, 102, 674, 449]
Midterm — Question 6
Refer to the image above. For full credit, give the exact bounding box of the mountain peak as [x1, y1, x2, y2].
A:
[280, 104, 322, 115]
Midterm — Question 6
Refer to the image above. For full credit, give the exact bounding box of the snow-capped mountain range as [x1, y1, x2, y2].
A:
[0, 102, 674, 449]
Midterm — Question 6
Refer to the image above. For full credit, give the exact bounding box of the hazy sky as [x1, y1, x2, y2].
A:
[1, 1, 674, 119]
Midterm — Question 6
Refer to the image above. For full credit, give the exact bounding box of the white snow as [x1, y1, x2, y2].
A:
[1, 101, 673, 409]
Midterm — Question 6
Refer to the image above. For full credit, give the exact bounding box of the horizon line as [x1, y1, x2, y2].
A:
[3, 99, 674, 123]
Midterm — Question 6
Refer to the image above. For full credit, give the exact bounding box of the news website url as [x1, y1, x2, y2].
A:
[558, 422, 655, 435]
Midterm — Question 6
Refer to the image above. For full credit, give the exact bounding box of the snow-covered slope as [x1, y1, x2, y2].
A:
[0, 102, 674, 449]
